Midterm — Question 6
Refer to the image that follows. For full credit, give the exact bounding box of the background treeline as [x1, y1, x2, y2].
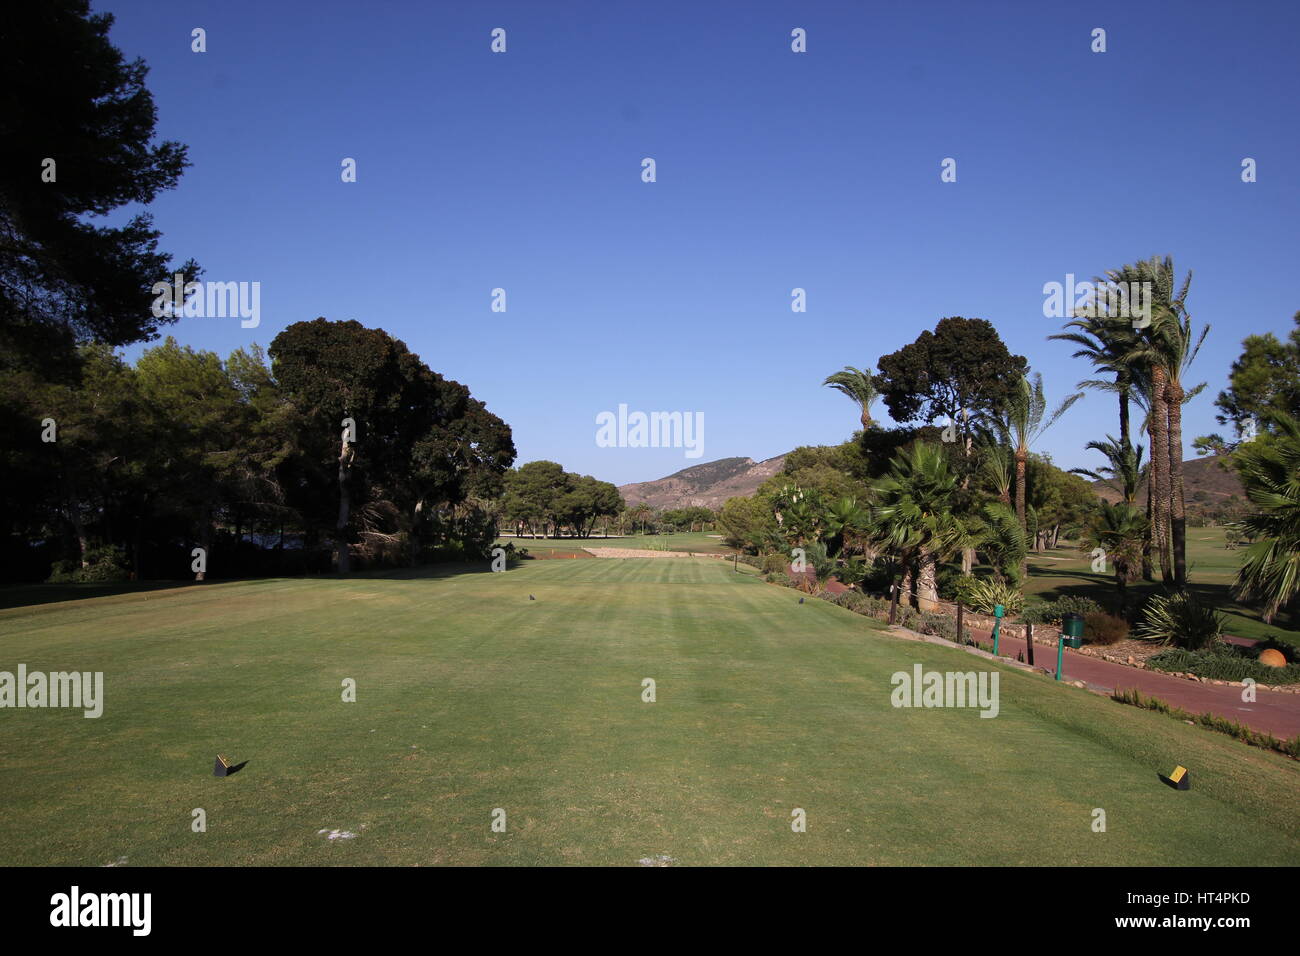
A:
[0, 320, 515, 581]
[719, 299, 1300, 629]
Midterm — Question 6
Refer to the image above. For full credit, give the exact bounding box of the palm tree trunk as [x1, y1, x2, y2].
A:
[1142, 472, 1154, 580]
[1166, 378, 1188, 586]
[1118, 378, 1131, 450]
[1014, 445, 1028, 578]
[916, 551, 939, 612]
[1149, 367, 1172, 584]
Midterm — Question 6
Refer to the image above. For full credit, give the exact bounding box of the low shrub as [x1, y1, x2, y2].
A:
[961, 577, 1024, 615]
[1021, 595, 1105, 625]
[1146, 647, 1300, 685]
[916, 611, 971, 644]
[1083, 612, 1129, 646]
[1134, 592, 1225, 650]
[46, 545, 129, 583]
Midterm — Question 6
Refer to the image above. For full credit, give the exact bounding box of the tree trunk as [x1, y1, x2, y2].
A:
[1118, 379, 1131, 451]
[901, 566, 915, 610]
[961, 547, 974, 574]
[1149, 367, 1172, 584]
[1166, 378, 1187, 587]
[916, 551, 940, 612]
[1014, 445, 1028, 578]
[1142, 475, 1154, 581]
[336, 437, 354, 574]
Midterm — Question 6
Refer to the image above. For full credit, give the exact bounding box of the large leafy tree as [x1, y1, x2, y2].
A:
[270, 318, 512, 572]
[0, 0, 198, 372]
[1201, 312, 1300, 452]
[874, 317, 1027, 453]
[135, 338, 245, 580]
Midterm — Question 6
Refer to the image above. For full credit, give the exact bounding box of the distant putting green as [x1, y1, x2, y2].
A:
[1, 559, 1296, 865]
[496, 530, 731, 558]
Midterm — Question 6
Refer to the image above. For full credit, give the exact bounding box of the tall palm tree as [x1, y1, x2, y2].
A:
[1052, 270, 1153, 576]
[1050, 311, 1140, 452]
[999, 372, 1083, 569]
[1124, 256, 1207, 586]
[1233, 412, 1300, 622]
[868, 442, 968, 611]
[823, 366, 880, 431]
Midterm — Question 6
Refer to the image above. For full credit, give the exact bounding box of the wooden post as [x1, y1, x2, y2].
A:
[888, 581, 900, 626]
[1026, 621, 1034, 666]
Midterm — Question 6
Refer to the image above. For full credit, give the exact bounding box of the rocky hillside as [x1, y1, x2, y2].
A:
[1090, 455, 1246, 519]
[618, 455, 788, 510]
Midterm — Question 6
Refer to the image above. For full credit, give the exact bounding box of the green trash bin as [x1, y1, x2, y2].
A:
[1060, 612, 1085, 648]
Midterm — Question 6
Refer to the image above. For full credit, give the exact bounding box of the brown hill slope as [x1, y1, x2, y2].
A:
[1090, 455, 1246, 517]
[618, 454, 787, 510]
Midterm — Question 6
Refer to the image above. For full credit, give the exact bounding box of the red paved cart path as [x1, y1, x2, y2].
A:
[961, 624, 1300, 739]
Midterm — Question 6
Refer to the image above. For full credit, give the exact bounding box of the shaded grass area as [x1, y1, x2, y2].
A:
[1021, 527, 1298, 646]
[0, 558, 1296, 866]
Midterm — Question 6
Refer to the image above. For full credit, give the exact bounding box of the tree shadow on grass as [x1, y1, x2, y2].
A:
[1024, 561, 1297, 640]
[0, 561, 515, 611]
[0, 579, 198, 611]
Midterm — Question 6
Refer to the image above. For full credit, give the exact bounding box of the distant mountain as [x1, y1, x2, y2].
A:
[618, 454, 788, 510]
[1089, 455, 1246, 518]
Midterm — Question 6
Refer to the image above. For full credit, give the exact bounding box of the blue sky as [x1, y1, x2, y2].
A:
[101, 0, 1300, 486]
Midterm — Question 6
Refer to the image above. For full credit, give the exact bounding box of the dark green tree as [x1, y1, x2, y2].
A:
[0, 0, 198, 372]
[874, 317, 1027, 452]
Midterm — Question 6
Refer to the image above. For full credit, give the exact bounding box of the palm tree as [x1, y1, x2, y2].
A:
[1071, 435, 1146, 504]
[1050, 311, 1140, 453]
[1079, 500, 1148, 614]
[1052, 272, 1151, 576]
[823, 366, 880, 431]
[979, 500, 1028, 588]
[999, 372, 1083, 569]
[1123, 256, 1207, 586]
[979, 441, 1013, 506]
[822, 496, 869, 558]
[1233, 412, 1300, 622]
[628, 502, 653, 535]
[868, 442, 968, 611]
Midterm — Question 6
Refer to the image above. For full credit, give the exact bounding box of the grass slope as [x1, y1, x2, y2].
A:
[1, 559, 1296, 866]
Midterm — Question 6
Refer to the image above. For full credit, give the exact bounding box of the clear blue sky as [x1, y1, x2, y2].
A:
[101, 0, 1300, 486]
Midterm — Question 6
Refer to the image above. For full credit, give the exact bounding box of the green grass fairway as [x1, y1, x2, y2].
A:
[1022, 527, 1299, 646]
[1, 559, 1297, 866]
